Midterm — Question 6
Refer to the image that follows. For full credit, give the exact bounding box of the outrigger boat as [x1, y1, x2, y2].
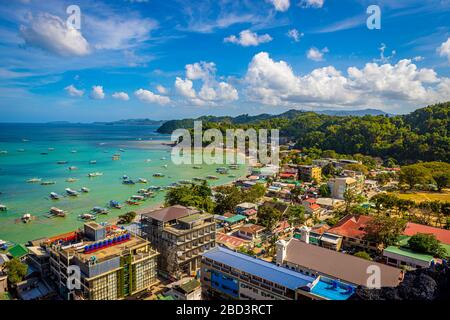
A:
[138, 178, 148, 183]
[153, 173, 165, 178]
[89, 160, 97, 164]
[109, 200, 123, 209]
[22, 213, 32, 223]
[122, 180, 135, 185]
[50, 192, 62, 200]
[41, 181, 56, 185]
[193, 166, 203, 169]
[206, 175, 219, 180]
[178, 180, 192, 185]
[0, 151, 7, 154]
[126, 200, 140, 206]
[81, 187, 90, 193]
[17, 149, 25, 152]
[0, 205, 7, 212]
[66, 178, 78, 183]
[88, 172, 103, 177]
[130, 195, 145, 201]
[57, 161, 68, 164]
[193, 177, 207, 182]
[27, 178, 41, 183]
[92, 207, 109, 215]
[68, 166, 78, 171]
[50, 207, 66, 217]
[65, 188, 79, 196]
[79, 213, 96, 221]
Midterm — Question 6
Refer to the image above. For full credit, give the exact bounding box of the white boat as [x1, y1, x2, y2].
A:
[206, 175, 219, 180]
[122, 175, 129, 180]
[81, 187, 90, 193]
[50, 192, 62, 200]
[57, 161, 68, 164]
[145, 159, 152, 163]
[71, 150, 77, 153]
[68, 166, 78, 171]
[22, 213, 32, 223]
[160, 157, 167, 160]
[17, 149, 25, 152]
[162, 164, 168, 169]
[65, 188, 79, 196]
[0, 205, 7, 212]
[119, 149, 125, 152]
[130, 195, 145, 201]
[27, 178, 41, 183]
[138, 178, 148, 183]
[89, 160, 97, 164]
[66, 178, 78, 183]
[79, 213, 96, 221]
[0, 151, 8, 154]
[50, 207, 66, 217]
[88, 172, 103, 177]
[48, 148, 55, 151]
[92, 207, 109, 215]
[153, 173, 165, 178]
[41, 181, 56, 185]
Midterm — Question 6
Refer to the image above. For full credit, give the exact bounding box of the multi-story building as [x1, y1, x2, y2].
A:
[46, 222, 158, 300]
[201, 246, 355, 300]
[327, 176, 362, 200]
[140, 205, 216, 280]
[298, 165, 322, 183]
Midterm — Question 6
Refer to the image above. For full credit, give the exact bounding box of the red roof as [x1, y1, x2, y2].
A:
[243, 208, 257, 216]
[309, 204, 321, 211]
[280, 173, 296, 178]
[403, 222, 450, 245]
[305, 198, 317, 204]
[216, 232, 249, 248]
[328, 215, 373, 239]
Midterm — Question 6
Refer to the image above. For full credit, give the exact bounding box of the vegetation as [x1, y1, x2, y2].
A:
[319, 184, 331, 197]
[399, 162, 450, 190]
[258, 204, 283, 231]
[354, 251, 372, 261]
[117, 211, 136, 225]
[214, 184, 266, 214]
[286, 205, 305, 228]
[408, 233, 447, 258]
[4, 258, 28, 285]
[158, 102, 450, 164]
[165, 181, 215, 212]
[365, 215, 407, 248]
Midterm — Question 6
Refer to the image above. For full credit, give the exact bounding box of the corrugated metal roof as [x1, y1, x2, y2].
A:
[202, 246, 316, 290]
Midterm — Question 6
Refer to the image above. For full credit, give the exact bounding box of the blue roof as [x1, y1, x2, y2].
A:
[202, 246, 316, 290]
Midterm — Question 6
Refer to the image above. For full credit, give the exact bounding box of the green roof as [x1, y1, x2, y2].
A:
[224, 214, 247, 224]
[396, 235, 450, 258]
[384, 246, 434, 263]
[179, 279, 201, 294]
[7, 244, 28, 259]
[157, 294, 175, 300]
[0, 292, 12, 301]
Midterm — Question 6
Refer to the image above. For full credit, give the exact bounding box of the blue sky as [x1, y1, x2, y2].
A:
[0, 0, 449, 122]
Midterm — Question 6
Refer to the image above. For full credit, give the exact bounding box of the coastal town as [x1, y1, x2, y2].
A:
[1, 139, 449, 301]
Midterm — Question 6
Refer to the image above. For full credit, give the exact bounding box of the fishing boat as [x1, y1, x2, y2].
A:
[65, 188, 79, 196]
[122, 175, 129, 180]
[89, 160, 97, 164]
[130, 195, 145, 201]
[126, 200, 140, 206]
[27, 178, 42, 183]
[48, 148, 55, 151]
[22, 213, 32, 223]
[122, 180, 135, 185]
[193, 166, 202, 169]
[57, 161, 68, 164]
[0, 205, 7, 212]
[17, 149, 25, 152]
[109, 200, 123, 209]
[68, 166, 78, 171]
[216, 167, 229, 174]
[0, 151, 7, 154]
[71, 150, 77, 153]
[138, 178, 148, 183]
[50, 192, 62, 200]
[178, 180, 192, 185]
[50, 207, 66, 217]
[160, 156, 167, 160]
[79, 213, 96, 221]
[81, 187, 90, 193]
[119, 149, 126, 152]
[193, 177, 207, 182]
[92, 207, 109, 215]
[206, 175, 219, 180]
[145, 159, 152, 163]
[112, 154, 121, 160]
[66, 178, 78, 183]
[153, 173, 165, 178]
[88, 172, 103, 177]
[41, 181, 56, 186]
[229, 164, 240, 170]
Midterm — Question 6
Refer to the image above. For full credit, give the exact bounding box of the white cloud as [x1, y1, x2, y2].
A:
[438, 37, 450, 63]
[65, 84, 84, 97]
[268, 0, 290, 12]
[186, 62, 216, 80]
[175, 77, 197, 99]
[156, 85, 168, 94]
[300, 0, 324, 8]
[287, 29, 303, 42]
[306, 47, 329, 61]
[90, 86, 105, 100]
[244, 52, 450, 109]
[135, 89, 170, 105]
[224, 30, 273, 47]
[19, 13, 90, 56]
[112, 92, 130, 101]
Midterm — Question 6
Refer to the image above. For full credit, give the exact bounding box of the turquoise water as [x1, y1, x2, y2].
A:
[0, 123, 248, 244]
[310, 280, 354, 300]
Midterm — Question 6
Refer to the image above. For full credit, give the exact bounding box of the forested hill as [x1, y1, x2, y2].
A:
[157, 102, 449, 164]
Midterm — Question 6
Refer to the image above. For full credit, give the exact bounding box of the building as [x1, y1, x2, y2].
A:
[165, 278, 202, 300]
[295, 225, 343, 251]
[237, 224, 266, 241]
[316, 198, 345, 210]
[327, 214, 379, 253]
[0, 273, 7, 294]
[216, 233, 250, 251]
[383, 246, 435, 270]
[276, 238, 403, 288]
[27, 246, 50, 277]
[16, 277, 56, 300]
[140, 205, 216, 280]
[298, 165, 322, 183]
[46, 222, 158, 300]
[403, 222, 450, 245]
[235, 203, 258, 215]
[302, 198, 323, 216]
[201, 246, 354, 300]
[327, 177, 362, 200]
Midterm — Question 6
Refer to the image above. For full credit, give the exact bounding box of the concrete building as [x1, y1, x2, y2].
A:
[383, 246, 435, 270]
[140, 205, 216, 280]
[328, 177, 362, 200]
[237, 224, 266, 241]
[201, 246, 355, 300]
[298, 165, 322, 183]
[276, 238, 404, 288]
[165, 278, 202, 300]
[46, 222, 158, 300]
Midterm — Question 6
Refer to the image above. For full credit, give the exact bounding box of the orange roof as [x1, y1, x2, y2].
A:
[328, 215, 373, 239]
[239, 224, 266, 234]
[403, 222, 450, 245]
[305, 198, 317, 204]
[310, 204, 321, 211]
[216, 233, 249, 248]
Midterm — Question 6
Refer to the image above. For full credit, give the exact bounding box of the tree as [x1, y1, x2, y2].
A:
[165, 182, 215, 212]
[365, 215, 406, 248]
[4, 258, 28, 285]
[118, 211, 136, 224]
[322, 163, 336, 177]
[399, 165, 429, 190]
[433, 172, 450, 192]
[408, 233, 446, 258]
[258, 205, 282, 231]
[286, 205, 305, 229]
[344, 163, 369, 175]
[319, 184, 331, 197]
[354, 251, 372, 261]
